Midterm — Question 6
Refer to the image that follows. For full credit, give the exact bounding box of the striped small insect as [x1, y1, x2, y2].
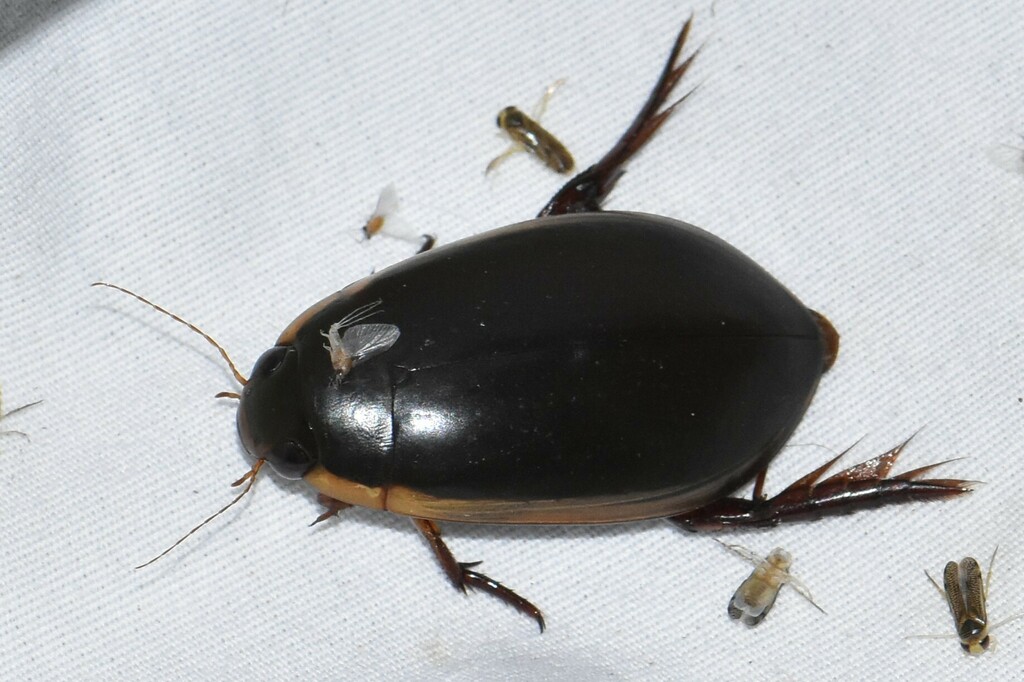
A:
[916, 548, 1024, 654]
[716, 540, 824, 626]
[486, 79, 574, 175]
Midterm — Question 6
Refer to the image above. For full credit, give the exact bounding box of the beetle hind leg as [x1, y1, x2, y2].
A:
[670, 436, 973, 532]
[539, 16, 701, 217]
[413, 518, 545, 632]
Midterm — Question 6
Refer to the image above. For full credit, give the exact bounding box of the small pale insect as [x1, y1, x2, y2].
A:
[362, 184, 435, 253]
[920, 548, 1024, 654]
[486, 79, 575, 175]
[716, 540, 824, 626]
[320, 299, 401, 376]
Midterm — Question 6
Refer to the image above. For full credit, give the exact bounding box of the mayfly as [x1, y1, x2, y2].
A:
[362, 184, 435, 253]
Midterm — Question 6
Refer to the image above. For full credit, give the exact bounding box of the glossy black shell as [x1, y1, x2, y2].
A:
[239, 211, 829, 523]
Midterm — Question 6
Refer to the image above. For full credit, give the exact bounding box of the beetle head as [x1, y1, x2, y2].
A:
[238, 345, 318, 479]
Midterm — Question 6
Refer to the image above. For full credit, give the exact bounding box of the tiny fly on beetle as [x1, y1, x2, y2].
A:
[320, 299, 401, 376]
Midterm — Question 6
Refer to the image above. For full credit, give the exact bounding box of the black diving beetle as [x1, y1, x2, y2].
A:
[104, 17, 969, 631]
[250, 211, 831, 522]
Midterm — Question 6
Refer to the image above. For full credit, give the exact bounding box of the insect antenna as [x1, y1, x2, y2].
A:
[135, 460, 265, 569]
[2, 399, 43, 420]
[0, 395, 42, 439]
[92, 282, 248, 387]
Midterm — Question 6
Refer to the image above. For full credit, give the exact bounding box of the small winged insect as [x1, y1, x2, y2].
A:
[321, 299, 400, 377]
[362, 184, 435, 253]
[486, 79, 575, 175]
[716, 539, 824, 626]
[916, 548, 1024, 654]
[0, 385, 41, 440]
[986, 135, 1024, 176]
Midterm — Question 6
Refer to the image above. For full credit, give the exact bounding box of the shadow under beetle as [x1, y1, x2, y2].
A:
[99, 17, 970, 631]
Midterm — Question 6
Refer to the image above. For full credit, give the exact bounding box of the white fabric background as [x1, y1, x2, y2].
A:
[1, 1, 1022, 679]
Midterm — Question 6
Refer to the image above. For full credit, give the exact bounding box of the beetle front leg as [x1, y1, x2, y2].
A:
[539, 16, 701, 216]
[412, 518, 545, 632]
[670, 437, 973, 532]
[310, 493, 352, 526]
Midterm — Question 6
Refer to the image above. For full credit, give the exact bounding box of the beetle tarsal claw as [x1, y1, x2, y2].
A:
[412, 518, 545, 632]
[460, 565, 547, 633]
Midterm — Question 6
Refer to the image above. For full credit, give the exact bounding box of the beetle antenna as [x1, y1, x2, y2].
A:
[92, 282, 248, 387]
[135, 459, 265, 569]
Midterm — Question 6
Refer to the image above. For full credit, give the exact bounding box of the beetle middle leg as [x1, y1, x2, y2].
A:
[670, 437, 972, 532]
[539, 16, 701, 217]
[412, 518, 545, 631]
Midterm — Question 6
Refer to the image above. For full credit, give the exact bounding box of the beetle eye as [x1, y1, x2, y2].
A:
[268, 440, 315, 479]
[254, 346, 289, 377]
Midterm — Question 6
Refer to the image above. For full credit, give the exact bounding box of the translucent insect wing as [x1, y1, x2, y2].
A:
[340, 323, 401, 363]
[728, 578, 780, 626]
[363, 185, 419, 242]
[986, 143, 1024, 175]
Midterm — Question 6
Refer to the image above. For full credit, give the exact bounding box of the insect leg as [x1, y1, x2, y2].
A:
[486, 144, 526, 175]
[412, 518, 545, 631]
[751, 467, 768, 501]
[539, 16, 700, 216]
[309, 494, 352, 526]
[670, 437, 972, 531]
[531, 79, 566, 121]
